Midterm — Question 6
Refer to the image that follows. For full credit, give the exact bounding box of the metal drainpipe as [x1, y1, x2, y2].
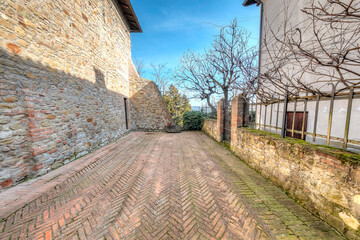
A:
[258, 2, 264, 76]
[257, 2, 264, 123]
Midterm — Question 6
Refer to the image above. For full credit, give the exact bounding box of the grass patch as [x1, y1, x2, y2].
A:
[243, 127, 360, 163]
[17, 176, 31, 184]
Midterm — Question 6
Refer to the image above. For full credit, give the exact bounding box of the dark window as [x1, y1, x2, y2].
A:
[286, 112, 308, 140]
[124, 98, 129, 129]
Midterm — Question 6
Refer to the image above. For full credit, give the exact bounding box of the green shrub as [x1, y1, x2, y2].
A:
[204, 111, 217, 119]
[182, 111, 205, 130]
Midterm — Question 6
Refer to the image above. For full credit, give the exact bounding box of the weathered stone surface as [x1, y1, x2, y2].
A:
[0, 0, 168, 191]
[204, 94, 360, 238]
[10, 123, 22, 130]
[203, 119, 222, 142]
[0, 131, 12, 139]
[339, 212, 360, 230]
[6, 43, 21, 54]
[3, 96, 17, 103]
[0, 179, 13, 189]
[229, 127, 360, 237]
[129, 63, 172, 131]
[25, 72, 36, 79]
[354, 195, 360, 205]
[0, 116, 11, 124]
[45, 114, 56, 120]
[0, 104, 17, 109]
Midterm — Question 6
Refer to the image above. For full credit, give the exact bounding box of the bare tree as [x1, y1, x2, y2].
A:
[206, 19, 258, 137]
[175, 50, 219, 113]
[260, 0, 360, 100]
[151, 63, 172, 95]
[176, 19, 258, 116]
[208, 19, 258, 103]
[134, 57, 146, 77]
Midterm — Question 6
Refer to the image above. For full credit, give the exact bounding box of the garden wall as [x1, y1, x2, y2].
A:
[202, 119, 221, 142]
[204, 95, 360, 238]
[202, 99, 226, 142]
[231, 131, 360, 238]
[231, 128, 360, 238]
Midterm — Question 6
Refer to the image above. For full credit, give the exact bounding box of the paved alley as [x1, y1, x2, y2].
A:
[0, 132, 342, 240]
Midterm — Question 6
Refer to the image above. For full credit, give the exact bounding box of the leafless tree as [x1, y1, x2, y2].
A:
[207, 19, 258, 134]
[260, 0, 360, 100]
[176, 19, 258, 116]
[175, 50, 219, 113]
[134, 57, 146, 77]
[150, 63, 172, 95]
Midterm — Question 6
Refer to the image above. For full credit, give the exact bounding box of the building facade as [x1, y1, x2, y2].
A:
[0, 0, 171, 190]
[244, 0, 360, 152]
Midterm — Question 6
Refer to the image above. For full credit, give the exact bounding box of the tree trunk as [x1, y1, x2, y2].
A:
[206, 96, 217, 113]
[223, 89, 229, 141]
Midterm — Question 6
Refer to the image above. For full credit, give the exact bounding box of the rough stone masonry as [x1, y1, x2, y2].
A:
[203, 95, 360, 238]
[0, 0, 171, 191]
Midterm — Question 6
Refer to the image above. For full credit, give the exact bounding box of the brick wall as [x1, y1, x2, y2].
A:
[0, 0, 134, 190]
[129, 63, 172, 131]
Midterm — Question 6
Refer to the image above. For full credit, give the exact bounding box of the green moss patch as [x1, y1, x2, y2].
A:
[241, 127, 360, 164]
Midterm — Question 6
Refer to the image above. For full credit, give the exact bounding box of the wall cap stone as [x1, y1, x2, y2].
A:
[240, 127, 360, 165]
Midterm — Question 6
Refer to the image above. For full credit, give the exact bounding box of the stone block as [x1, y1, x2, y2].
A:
[3, 96, 17, 103]
[0, 178, 13, 189]
[46, 114, 56, 119]
[6, 43, 21, 54]
[0, 131, 12, 139]
[0, 116, 11, 124]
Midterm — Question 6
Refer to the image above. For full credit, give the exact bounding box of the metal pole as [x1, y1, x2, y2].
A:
[269, 102, 273, 132]
[276, 99, 280, 134]
[301, 93, 308, 140]
[326, 85, 336, 145]
[343, 87, 354, 149]
[313, 94, 320, 142]
[259, 103, 262, 130]
[242, 99, 247, 127]
[264, 105, 267, 131]
[281, 87, 289, 138]
[223, 100, 226, 141]
[253, 103, 256, 128]
[292, 98, 297, 138]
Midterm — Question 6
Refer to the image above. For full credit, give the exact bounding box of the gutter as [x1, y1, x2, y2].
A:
[258, 2, 264, 83]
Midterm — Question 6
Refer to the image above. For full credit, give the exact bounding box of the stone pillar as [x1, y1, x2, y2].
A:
[231, 94, 249, 144]
[217, 99, 224, 141]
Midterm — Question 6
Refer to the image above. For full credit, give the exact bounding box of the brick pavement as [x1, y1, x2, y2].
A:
[0, 132, 343, 239]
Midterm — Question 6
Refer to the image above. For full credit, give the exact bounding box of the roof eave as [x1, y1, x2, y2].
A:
[242, 0, 262, 6]
[116, 0, 142, 33]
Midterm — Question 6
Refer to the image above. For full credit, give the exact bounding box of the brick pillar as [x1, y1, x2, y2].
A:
[231, 94, 249, 143]
[217, 99, 224, 141]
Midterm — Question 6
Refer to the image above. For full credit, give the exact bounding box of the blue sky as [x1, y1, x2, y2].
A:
[130, 0, 260, 105]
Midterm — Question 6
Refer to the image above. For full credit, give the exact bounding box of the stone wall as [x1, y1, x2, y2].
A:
[231, 128, 360, 238]
[205, 94, 360, 238]
[202, 100, 226, 142]
[129, 63, 172, 131]
[0, 0, 134, 190]
[202, 119, 221, 142]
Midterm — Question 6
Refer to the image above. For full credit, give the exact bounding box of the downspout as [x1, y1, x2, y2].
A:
[257, 2, 264, 127]
[258, 2, 264, 77]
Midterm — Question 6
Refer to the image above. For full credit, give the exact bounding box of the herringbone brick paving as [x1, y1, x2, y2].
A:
[0, 132, 343, 239]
